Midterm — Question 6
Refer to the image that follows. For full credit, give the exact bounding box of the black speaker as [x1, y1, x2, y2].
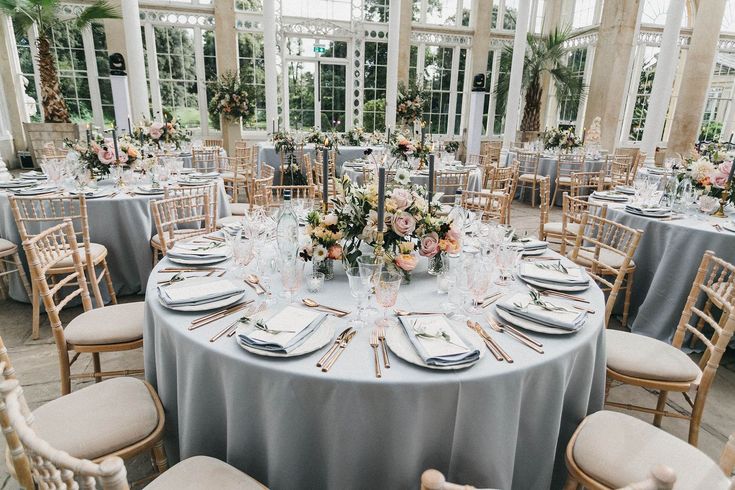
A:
[109, 53, 126, 76]
[472, 73, 487, 92]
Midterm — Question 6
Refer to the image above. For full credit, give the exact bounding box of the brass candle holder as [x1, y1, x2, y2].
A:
[713, 185, 730, 218]
[374, 231, 385, 259]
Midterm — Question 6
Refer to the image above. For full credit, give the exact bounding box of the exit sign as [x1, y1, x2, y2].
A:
[313, 44, 326, 53]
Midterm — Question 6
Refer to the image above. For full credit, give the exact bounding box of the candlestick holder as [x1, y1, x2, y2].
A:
[713, 185, 730, 218]
[322, 200, 329, 215]
[374, 231, 385, 259]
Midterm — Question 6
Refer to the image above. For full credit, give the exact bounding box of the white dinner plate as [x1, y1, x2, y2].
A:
[384, 322, 484, 371]
[167, 253, 231, 266]
[235, 316, 337, 358]
[517, 274, 591, 293]
[9, 186, 58, 196]
[521, 247, 547, 257]
[0, 180, 36, 189]
[495, 306, 580, 335]
[69, 189, 115, 199]
[722, 221, 735, 233]
[134, 186, 165, 195]
[158, 290, 246, 312]
[624, 209, 672, 219]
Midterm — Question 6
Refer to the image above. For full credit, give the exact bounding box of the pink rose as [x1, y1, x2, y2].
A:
[327, 244, 342, 260]
[390, 188, 412, 211]
[419, 232, 440, 258]
[391, 212, 416, 237]
[97, 148, 115, 165]
[446, 224, 461, 242]
[149, 122, 164, 140]
[394, 254, 417, 271]
[713, 162, 733, 188]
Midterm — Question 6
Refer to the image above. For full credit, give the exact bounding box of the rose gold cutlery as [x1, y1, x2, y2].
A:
[302, 298, 350, 317]
[393, 309, 439, 316]
[466, 320, 513, 362]
[321, 329, 356, 372]
[533, 287, 590, 304]
[188, 300, 254, 330]
[377, 324, 390, 369]
[486, 315, 544, 354]
[370, 329, 382, 378]
[317, 328, 353, 367]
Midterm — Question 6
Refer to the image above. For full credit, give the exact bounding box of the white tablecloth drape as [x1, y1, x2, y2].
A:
[144, 257, 606, 489]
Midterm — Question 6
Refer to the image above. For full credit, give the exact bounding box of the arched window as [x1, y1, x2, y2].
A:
[641, 0, 691, 27]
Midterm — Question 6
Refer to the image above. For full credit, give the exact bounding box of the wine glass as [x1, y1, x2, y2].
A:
[230, 232, 254, 278]
[279, 258, 304, 304]
[466, 262, 494, 315]
[496, 244, 520, 286]
[357, 255, 383, 315]
[346, 267, 369, 327]
[375, 271, 402, 327]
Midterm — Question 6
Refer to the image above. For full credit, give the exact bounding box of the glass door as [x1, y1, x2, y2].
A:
[319, 63, 346, 131]
[288, 60, 316, 129]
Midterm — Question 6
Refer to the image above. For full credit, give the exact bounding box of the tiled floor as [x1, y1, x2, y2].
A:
[0, 202, 734, 489]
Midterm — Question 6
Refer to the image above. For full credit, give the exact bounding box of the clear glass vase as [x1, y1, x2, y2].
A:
[314, 258, 334, 281]
[427, 253, 446, 276]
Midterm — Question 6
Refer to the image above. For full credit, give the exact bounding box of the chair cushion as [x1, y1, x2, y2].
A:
[220, 171, 247, 182]
[145, 455, 266, 490]
[572, 410, 730, 489]
[53, 243, 107, 268]
[518, 174, 537, 181]
[606, 330, 701, 382]
[542, 222, 579, 236]
[231, 203, 249, 216]
[64, 302, 144, 346]
[32, 377, 159, 461]
[0, 238, 16, 254]
[150, 230, 205, 249]
[571, 247, 636, 270]
[558, 176, 572, 183]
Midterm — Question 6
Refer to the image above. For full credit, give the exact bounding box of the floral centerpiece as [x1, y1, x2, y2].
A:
[65, 134, 140, 177]
[397, 81, 426, 126]
[207, 70, 255, 123]
[343, 126, 368, 146]
[272, 131, 307, 185]
[677, 153, 735, 206]
[133, 110, 190, 150]
[542, 128, 582, 152]
[299, 211, 344, 280]
[390, 135, 416, 162]
[444, 141, 460, 154]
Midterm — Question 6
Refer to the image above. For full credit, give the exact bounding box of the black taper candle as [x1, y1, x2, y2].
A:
[377, 167, 386, 233]
[322, 148, 329, 209]
[111, 127, 120, 163]
[428, 153, 435, 206]
[127, 117, 132, 135]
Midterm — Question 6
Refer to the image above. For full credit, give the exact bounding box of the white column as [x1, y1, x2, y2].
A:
[502, 0, 531, 149]
[385, 0, 402, 130]
[486, 49, 500, 136]
[119, 0, 149, 121]
[263, 0, 279, 132]
[640, 0, 684, 160]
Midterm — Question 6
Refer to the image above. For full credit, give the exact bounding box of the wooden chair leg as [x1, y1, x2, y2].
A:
[87, 263, 105, 309]
[100, 259, 117, 305]
[562, 475, 580, 490]
[60, 353, 72, 396]
[31, 281, 41, 340]
[151, 439, 169, 474]
[689, 394, 706, 447]
[13, 252, 32, 299]
[551, 182, 559, 208]
[605, 376, 612, 401]
[654, 390, 668, 427]
[92, 352, 102, 383]
[531, 182, 536, 207]
[622, 269, 635, 328]
[0, 260, 7, 300]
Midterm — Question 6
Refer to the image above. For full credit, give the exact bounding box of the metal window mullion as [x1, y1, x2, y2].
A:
[145, 23, 163, 120]
[622, 44, 647, 144]
[447, 45, 460, 136]
[81, 26, 104, 127]
[487, 49, 500, 136]
[575, 44, 595, 132]
[193, 26, 209, 137]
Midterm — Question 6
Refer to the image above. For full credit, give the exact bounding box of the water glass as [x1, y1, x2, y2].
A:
[496, 245, 520, 286]
[306, 271, 325, 293]
[279, 258, 304, 304]
[375, 271, 402, 327]
[357, 255, 383, 313]
[346, 267, 369, 326]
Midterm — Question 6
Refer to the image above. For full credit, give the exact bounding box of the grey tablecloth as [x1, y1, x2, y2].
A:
[144, 256, 606, 489]
[0, 180, 231, 302]
[603, 204, 735, 342]
[258, 144, 383, 184]
[339, 165, 483, 193]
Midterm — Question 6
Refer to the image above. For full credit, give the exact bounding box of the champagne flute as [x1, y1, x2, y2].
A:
[375, 271, 402, 328]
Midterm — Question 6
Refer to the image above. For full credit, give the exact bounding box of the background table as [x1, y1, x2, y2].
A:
[339, 164, 483, 193]
[602, 203, 735, 341]
[258, 144, 383, 183]
[0, 180, 231, 302]
[144, 257, 606, 489]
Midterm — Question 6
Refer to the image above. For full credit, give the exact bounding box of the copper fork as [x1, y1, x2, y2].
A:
[370, 329, 382, 378]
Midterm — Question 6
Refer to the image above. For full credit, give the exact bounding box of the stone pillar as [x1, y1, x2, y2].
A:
[667, 0, 728, 156]
[263, 0, 279, 133]
[584, 0, 642, 151]
[385, 0, 403, 130]
[502, 0, 531, 149]
[537, 0, 563, 129]
[640, 0, 684, 161]
[470, 0, 493, 89]
[0, 15, 27, 163]
[214, 0, 241, 154]
[106, 0, 149, 122]
[397, 0, 413, 86]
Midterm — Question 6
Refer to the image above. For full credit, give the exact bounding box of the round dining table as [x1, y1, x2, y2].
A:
[0, 178, 231, 302]
[598, 200, 735, 342]
[144, 254, 606, 489]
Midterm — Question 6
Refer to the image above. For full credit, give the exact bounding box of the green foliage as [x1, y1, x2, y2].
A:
[1, 0, 119, 38]
[700, 121, 723, 142]
[208, 70, 254, 122]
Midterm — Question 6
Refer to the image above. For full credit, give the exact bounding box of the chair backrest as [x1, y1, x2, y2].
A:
[480, 140, 502, 164]
[279, 144, 305, 172]
[164, 182, 218, 228]
[461, 190, 508, 224]
[251, 170, 275, 208]
[22, 221, 94, 394]
[556, 153, 586, 180]
[234, 140, 248, 151]
[672, 252, 735, 400]
[203, 138, 223, 149]
[487, 161, 518, 194]
[151, 193, 213, 254]
[560, 193, 608, 252]
[420, 469, 476, 490]
[466, 154, 487, 167]
[434, 170, 470, 203]
[191, 148, 221, 173]
[538, 176, 551, 237]
[313, 159, 338, 199]
[516, 150, 540, 177]
[568, 212, 642, 324]
[265, 185, 314, 208]
[1, 379, 130, 490]
[570, 170, 604, 197]
[606, 154, 636, 186]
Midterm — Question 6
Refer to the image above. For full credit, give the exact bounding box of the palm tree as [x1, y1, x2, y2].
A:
[495, 27, 586, 133]
[0, 0, 119, 123]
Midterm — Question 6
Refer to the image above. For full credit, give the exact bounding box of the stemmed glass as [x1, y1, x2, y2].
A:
[346, 267, 369, 328]
[279, 258, 304, 304]
[375, 271, 402, 327]
[496, 244, 520, 286]
[466, 262, 494, 314]
[357, 255, 383, 315]
[225, 230, 254, 278]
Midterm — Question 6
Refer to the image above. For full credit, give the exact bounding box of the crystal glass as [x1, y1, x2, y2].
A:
[279, 258, 304, 304]
[375, 271, 402, 327]
[496, 244, 520, 286]
[306, 271, 325, 293]
[346, 267, 369, 327]
[357, 255, 383, 315]
[466, 262, 494, 314]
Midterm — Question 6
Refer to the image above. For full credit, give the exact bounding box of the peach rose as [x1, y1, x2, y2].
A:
[390, 187, 412, 211]
[394, 253, 417, 271]
[327, 243, 343, 260]
[149, 122, 164, 140]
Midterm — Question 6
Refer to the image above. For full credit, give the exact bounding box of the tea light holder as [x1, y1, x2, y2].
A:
[307, 271, 325, 293]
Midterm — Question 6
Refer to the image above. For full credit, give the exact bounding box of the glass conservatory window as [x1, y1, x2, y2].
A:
[642, 0, 690, 27]
[572, 0, 596, 29]
[238, 33, 266, 130]
[288, 61, 316, 129]
[423, 45, 453, 134]
[236, 0, 263, 12]
[698, 55, 735, 141]
[13, 24, 41, 122]
[558, 48, 587, 127]
[363, 41, 388, 132]
[282, 0, 351, 22]
[723, 0, 735, 33]
[454, 48, 467, 135]
[482, 51, 493, 132]
[493, 51, 511, 135]
[49, 23, 92, 123]
[503, 0, 518, 30]
[413, 0, 470, 26]
[365, 0, 390, 22]
[155, 26, 201, 130]
[533, 0, 545, 33]
[203, 30, 218, 130]
[628, 46, 659, 142]
[92, 23, 114, 125]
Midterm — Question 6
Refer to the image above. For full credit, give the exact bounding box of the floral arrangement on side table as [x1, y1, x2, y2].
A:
[542, 128, 582, 152]
[396, 81, 426, 126]
[133, 110, 190, 150]
[207, 70, 254, 123]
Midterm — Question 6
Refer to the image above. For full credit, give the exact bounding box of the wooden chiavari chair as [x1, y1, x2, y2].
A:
[434, 170, 470, 205]
[516, 150, 542, 207]
[164, 182, 219, 231]
[466, 154, 487, 167]
[265, 185, 314, 209]
[21, 221, 148, 395]
[552, 153, 586, 205]
[279, 144, 306, 185]
[203, 138, 223, 149]
[480, 140, 502, 165]
[537, 177, 552, 241]
[461, 191, 508, 224]
[150, 193, 213, 259]
[483, 162, 518, 222]
[420, 469, 476, 490]
[10, 195, 117, 340]
[568, 212, 642, 325]
[221, 152, 256, 204]
[564, 410, 735, 490]
[191, 148, 221, 173]
[313, 158, 338, 202]
[0, 237, 31, 301]
[234, 139, 248, 152]
[605, 251, 735, 447]
[570, 169, 604, 197]
[601, 154, 636, 189]
[250, 166, 275, 209]
[545, 193, 607, 253]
